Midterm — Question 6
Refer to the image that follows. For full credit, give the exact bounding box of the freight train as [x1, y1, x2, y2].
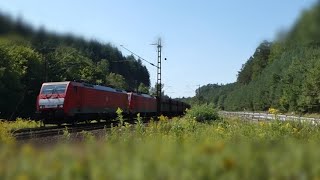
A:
[36, 81, 190, 124]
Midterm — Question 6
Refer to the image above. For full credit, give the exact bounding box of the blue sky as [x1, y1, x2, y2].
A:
[0, 0, 317, 97]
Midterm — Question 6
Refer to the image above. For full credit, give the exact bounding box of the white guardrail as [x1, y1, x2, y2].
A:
[219, 111, 320, 125]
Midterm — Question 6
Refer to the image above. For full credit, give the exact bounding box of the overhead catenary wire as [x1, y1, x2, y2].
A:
[120, 45, 157, 68]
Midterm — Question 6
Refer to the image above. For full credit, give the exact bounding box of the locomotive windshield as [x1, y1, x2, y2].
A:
[41, 84, 67, 94]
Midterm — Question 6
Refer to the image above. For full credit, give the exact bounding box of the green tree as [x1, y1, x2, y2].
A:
[48, 46, 95, 82]
[297, 49, 320, 112]
[0, 41, 42, 118]
[106, 73, 128, 90]
[138, 83, 149, 94]
[92, 59, 110, 84]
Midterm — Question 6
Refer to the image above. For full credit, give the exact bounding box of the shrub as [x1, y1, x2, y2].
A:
[186, 104, 220, 122]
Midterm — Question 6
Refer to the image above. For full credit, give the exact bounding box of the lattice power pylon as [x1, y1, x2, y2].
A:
[152, 38, 162, 115]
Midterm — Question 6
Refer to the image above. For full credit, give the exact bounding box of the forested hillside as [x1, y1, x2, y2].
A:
[193, 2, 320, 113]
[0, 13, 150, 119]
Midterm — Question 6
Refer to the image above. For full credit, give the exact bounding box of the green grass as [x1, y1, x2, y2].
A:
[1, 116, 320, 179]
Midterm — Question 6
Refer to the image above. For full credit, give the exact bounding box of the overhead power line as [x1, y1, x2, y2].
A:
[120, 45, 157, 68]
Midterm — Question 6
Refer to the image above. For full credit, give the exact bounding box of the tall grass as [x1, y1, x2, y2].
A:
[1, 116, 320, 179]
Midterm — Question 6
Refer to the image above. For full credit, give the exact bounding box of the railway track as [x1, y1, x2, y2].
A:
[12, 122, 112, 141]
[11, 115, 152, 141]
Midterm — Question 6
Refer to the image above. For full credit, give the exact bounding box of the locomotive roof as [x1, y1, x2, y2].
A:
[93, 84, 127, 93]
[74, 82, 127, 93]
[41, 81, 127, 93]
[128, 92, 155, 98]
[140, 94, 154, 98]
[42, 81, 69, 85]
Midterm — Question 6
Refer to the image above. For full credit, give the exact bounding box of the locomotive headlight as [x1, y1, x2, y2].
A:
[39, 105, 45, 109]
[58, 104, 63, 108]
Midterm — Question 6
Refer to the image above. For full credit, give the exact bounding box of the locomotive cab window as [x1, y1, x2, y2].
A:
[41, 84, 67, 94]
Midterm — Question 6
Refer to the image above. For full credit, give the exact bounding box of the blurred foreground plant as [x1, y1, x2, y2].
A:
[1, 117, 320, 179]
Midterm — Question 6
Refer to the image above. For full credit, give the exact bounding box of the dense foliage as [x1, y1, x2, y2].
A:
[2, 116, 320, 179]
[0, 13, 150, 119]
[185, 104, 220, 122]
[192, 2, 320, 113]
